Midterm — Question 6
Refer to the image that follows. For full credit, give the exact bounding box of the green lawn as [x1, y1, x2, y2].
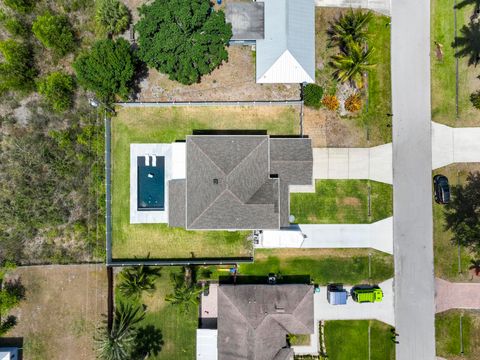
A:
[431, 0, 480, 125]
[325, 320, 395, 360]
[115, 267, 197, 360]
[436, 310, 480, 359]
[200, 248, 394, 285]
[314, 9, 392, 146]
[111, 106, 299, 260]
[433, 164, 480, 281]
[290, 180, 392, 224]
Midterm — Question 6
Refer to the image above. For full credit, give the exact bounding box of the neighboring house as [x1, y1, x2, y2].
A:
[0, 348, 18, 360]
[197, 284, 314, 360]
[168, 135, 313, 230]
[226, 0, 315, 84]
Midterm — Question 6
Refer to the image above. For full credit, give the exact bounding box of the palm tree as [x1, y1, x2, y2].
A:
[165, 284, 204, 313]
[329, 10, 373, 48]
[453, 22, 480, 66]
[469, 259, 480, 276]
[95, 302, 145, 360]
[117, 265, 161, 299]
[331, 41, 376, 88]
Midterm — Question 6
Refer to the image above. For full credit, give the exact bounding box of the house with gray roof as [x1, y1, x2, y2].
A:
[168, 135, 313, 230]
[216, 284, 314, 360]
[226, 0, 315, 84]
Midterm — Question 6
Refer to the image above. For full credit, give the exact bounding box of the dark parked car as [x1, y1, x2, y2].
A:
[433, 175, 450, 204]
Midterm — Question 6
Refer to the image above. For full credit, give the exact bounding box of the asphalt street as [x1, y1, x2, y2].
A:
[391, 0, 436, 358]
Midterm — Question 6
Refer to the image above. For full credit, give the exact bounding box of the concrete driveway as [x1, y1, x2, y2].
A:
[314, 278, 395, 326]
[435, 278, 480, 313]
[315, 0, 391, 16]
[258, 217, 393, 254]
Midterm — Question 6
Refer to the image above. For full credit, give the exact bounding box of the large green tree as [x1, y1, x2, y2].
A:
[37, 71, 76, 112]
[328, 10, 373, 49]
[73, 38, 135, 101]
[135, 0, 232, 85]
[0, 39, 36, 92]
[3, 0, 34, 14]
[444, 172, 480, 253]
[32, 13, 75, 56]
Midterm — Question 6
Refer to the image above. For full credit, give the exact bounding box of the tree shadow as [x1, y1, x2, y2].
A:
[132, 325, 164, 359]
[453, 22, 480, 66]
[455, 0, 480, 9]
[4, 278, 26, 300]
[0, 315, 17, 336]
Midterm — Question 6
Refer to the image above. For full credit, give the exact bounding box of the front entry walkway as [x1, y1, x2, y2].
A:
[257, 217, 393, 254]
[435, 278, 480, 313]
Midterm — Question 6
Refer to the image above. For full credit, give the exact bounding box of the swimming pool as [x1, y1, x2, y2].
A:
[137, 156, 165, 211]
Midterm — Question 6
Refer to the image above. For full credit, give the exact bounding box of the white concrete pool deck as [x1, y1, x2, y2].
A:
[130, 143, 186, 224]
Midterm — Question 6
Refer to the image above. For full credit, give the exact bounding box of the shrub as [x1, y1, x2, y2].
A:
[136, 0, 232, 85]
[3, 0, 34, 14]
[345, 93, 362, 112]
[0, 39, 36, 92]
[37, 72, 75, 112]
[4, 18, 29, 38]
[303, 84, 324, 109]
[322, 95, 340, 111]
[96, 0, 130, 35]
[73, 38, 135, 101]
[32, 13, 75, 56]
[470, 90, 480, 109]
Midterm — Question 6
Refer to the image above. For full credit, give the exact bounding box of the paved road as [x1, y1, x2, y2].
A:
[391, 0, 436, 358]
[258, 218, 393, 254]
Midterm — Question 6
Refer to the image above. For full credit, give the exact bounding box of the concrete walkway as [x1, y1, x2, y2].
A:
[435, 278, 480, 314]
[258, 217, 393, 254]
[315, 0, 391, 16]
[432, 122, 480, 169]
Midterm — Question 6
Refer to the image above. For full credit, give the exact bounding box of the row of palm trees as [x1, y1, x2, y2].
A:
[329, 10, 376, 89]
[96, 265, 203, 360]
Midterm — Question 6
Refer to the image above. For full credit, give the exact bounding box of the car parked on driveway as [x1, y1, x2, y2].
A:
[433, 174, 450, 204]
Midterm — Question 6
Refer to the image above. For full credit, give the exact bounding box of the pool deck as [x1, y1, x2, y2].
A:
[130, 143, 186, 224]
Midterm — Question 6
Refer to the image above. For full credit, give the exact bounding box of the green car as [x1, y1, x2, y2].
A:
[352, 287, 383, 303]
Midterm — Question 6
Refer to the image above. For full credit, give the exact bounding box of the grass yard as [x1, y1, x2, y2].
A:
[290, 180, 392, 224]
[325, 320, 395, 360]
[433, 164, 480, 281]
[436, 310, 480, 359]
[115, 267, 197, 360]
[6, 265, 107, 360]
[111, 106, 300, 260]
[431, 0, 480, 125]
[200, 248, 394, 285]
[309, 9, 392, 147]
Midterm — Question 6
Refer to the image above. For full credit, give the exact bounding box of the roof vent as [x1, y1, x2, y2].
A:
[213, 178, 219, 184]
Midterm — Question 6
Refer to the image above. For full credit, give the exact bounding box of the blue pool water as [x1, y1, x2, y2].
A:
[137, 156, 165, 211]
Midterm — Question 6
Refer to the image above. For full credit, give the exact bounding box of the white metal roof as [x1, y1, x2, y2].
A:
[256, 0, 315, 83]
[196, 329, 218, 360]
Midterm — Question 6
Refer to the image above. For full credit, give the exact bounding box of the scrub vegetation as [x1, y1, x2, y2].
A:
[290, 180, 393, 224]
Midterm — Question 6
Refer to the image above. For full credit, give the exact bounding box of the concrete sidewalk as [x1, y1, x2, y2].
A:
[435, 278, 480, 313]
[315, 0, 391, 16]
[432, 122, 480, 169]
[257, 217, 393, 254]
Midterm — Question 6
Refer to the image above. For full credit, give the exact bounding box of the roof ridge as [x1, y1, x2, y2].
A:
[218, 286, 253, 330]
[226, 137, 268, 178]
[189, 138, 227, 176]
[188, 189, 228, 228]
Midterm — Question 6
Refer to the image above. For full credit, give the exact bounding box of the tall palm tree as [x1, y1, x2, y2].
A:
[165, 284, 204, 313]
[453, 22, 480, 66]
[117, 265, 161, 299]
[469, 259, 480, 276]
[329, 10, 373, 48]
[331, 41, 376, 88]
[95, 302, 145, 360]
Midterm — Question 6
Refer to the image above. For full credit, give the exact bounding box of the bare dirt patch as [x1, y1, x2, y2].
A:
[136, 46, 299, 101]
[341, 197, 362, 207]
[6, 265, 107, 360]
[303, 107, 367, 147]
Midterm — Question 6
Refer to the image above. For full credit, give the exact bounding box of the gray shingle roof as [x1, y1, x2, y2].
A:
[174, 135, 312, 230]
[168, 179, 186, 228]
[217, 284, 314, 360]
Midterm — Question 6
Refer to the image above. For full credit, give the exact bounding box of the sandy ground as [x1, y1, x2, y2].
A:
[6, 265, 107, 360]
